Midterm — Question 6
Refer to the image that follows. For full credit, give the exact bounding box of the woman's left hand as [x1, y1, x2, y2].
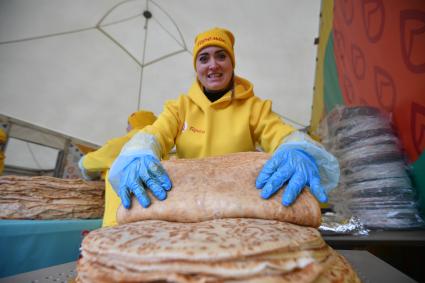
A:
[255, 147, 328, 206]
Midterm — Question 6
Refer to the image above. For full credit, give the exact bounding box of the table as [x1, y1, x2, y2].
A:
[0, 219, 102, 278]
[323, 230, 425, 282]
[0, 250, 417, 283]
[323, 230, 425, 247]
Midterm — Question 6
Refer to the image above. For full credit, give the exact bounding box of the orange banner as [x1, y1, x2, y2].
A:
[333, 0, 425, 162]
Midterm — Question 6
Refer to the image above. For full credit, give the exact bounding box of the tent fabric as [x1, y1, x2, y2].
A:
[0, 0, 321, 148]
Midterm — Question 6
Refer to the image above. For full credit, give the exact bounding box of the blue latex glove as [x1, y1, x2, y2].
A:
[256, 147, 328, 206]
[117, 154, 172, 209]
[109, 132, 172, 209]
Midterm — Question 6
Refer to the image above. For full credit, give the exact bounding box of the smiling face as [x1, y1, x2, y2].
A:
[195, 46, 234, 92]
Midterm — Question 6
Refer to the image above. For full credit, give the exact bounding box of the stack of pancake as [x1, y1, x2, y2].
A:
[321, 106, 423, 229]
[0, 175, 104, 219]
[77, 152, 360, 282]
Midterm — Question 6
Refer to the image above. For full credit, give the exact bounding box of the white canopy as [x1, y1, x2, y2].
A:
[0, 0, 320, 170]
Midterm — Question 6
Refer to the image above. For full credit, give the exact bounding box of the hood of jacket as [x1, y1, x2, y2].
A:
[188, 75, 254, 111]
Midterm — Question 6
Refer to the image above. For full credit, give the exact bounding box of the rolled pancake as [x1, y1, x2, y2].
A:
[76, 258, 326, 283]
[95, 248, 329, 277]
[77, 249, 360, 283]
[314, 251, 361, 283]
[77, 218, 329, 282]
[77, 219, 360, 283]
[0, 175, 104, 219]
[82, 218, 326, 262]
[117, 152, 321, 227]
[227, 251, 361, 283]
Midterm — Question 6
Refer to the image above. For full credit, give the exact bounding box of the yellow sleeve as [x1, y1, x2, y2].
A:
[250, 98, 295, 153]
[0, 151, 4, 175]
[101, 170, 120, 227]
[82, 130, 139, 172]
[0, 128, 6, 144]
[0, 129, 5, 174]
[142, 98, 183, 159]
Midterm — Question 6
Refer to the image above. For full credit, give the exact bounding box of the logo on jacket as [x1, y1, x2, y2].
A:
[182, 122, 205, 134]
[189, 126, 205, 134]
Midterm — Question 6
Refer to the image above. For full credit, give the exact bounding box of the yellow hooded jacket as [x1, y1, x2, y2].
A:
[142, 76, 295, 158]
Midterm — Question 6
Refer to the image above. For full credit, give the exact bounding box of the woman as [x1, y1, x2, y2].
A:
[109, 27, 339, 210]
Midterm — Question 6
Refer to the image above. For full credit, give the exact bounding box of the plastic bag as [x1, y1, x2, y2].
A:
[318, 105, 424, 229]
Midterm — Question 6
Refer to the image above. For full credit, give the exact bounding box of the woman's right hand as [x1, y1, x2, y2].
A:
[117, 154, 172, 209]
[108, 132, 172, 209]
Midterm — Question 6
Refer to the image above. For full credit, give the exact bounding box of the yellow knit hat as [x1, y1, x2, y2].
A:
[127, 110, 157, 130]
[193, 27, 235, 69]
